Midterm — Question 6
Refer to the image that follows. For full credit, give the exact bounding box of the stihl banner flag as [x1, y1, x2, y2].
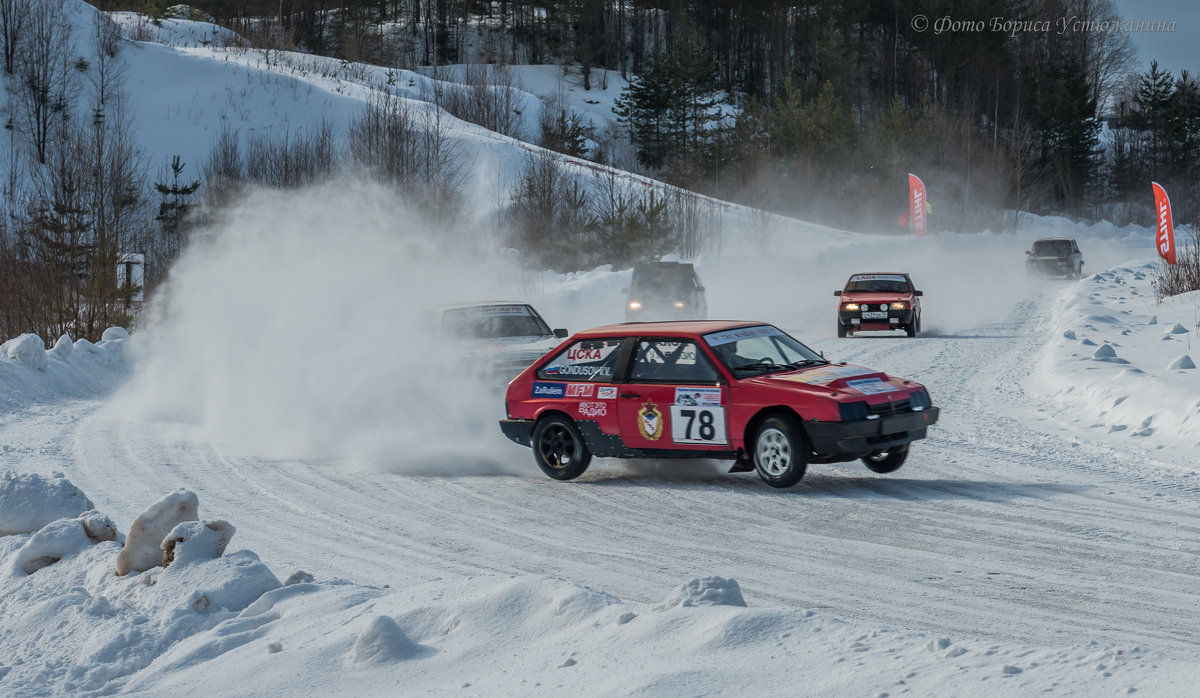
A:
[908, 174, 927, 236]
[1151, 182, 1176, 265]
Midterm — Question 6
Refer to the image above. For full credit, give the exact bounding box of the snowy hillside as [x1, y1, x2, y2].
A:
[4, 1, 1200, 696]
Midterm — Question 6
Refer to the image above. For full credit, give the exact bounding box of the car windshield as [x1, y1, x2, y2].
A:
[1031, 239, 1072, 256]
[441, 305, 551, 340]
[631, 265, 694, 295]
[702, 325, 826, 376]
[843, 274, 910, 293]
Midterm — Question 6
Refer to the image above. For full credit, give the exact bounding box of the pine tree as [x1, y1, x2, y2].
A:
[154, 154, 200, 262]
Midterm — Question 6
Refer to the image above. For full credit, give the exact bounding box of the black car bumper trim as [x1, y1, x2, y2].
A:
[805, 406, 939, 456]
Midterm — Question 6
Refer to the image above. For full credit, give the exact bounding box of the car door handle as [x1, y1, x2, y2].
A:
[620, 392, 641, 399]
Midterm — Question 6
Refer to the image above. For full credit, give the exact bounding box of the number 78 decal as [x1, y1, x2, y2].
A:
[669, 406, 728, 444]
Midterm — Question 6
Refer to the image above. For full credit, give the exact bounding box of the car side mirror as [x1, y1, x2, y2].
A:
[1026, 250, 1031, 255]
[833, 290, 842, 296]
[553, 328, 568, 339]
[914, 290, 923, 297]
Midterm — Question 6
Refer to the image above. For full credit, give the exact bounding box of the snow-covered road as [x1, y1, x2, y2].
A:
[8, 275, 1200, 665]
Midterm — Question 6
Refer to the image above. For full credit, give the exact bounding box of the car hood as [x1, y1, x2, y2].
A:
[447, 335, 561, 360]
[743, 363, 905, 395]
[840, 292, 913, 304]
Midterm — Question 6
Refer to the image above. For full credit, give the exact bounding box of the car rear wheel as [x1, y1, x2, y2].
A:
[532, 415, 592, 480]
[752, 416, 808, 488]
[862, 444, 909, 473]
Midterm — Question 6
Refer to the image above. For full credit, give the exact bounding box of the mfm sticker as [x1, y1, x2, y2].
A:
[846, 377, 900, 395]
[531, 382, 566, 398]
[578, 401, 607, 418]
[566, 383, 594, 397]
[781, 365, 877, 385]
[596, 386, 617, 400]
[637, 400, 664, 441]
[674, 387, 721, 406]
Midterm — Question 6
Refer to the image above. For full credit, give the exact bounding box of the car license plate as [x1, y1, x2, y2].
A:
[862, 311, 887, 319]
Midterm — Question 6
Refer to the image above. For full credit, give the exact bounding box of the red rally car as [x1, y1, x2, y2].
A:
[499, 321, 939, 488]
[835, 272, 923, 337]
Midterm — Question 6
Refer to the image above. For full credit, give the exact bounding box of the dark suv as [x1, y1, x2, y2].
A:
[624, 262, 708, 321]
[1026, 238, 1084, 279]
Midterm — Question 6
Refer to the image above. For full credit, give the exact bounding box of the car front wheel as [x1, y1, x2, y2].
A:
[532, 415, 592, 480]
[752, 416, 808, 488]
[862, 444, 909, 473]
[837, 322, 846, 338]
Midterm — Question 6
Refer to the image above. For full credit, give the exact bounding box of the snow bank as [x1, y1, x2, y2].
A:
[1031, 261, 1200, 463]
[0, 471, 94, 535]
[12, 510, 115, 574]
[657, 576, 747, 609]
[0, 329, 133, 415]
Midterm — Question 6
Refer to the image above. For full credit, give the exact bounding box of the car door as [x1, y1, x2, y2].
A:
[616, 338, 729, 452]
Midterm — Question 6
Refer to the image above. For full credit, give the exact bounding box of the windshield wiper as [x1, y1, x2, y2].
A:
[732, 360, 789, 374]
[786, 359, 826, 369]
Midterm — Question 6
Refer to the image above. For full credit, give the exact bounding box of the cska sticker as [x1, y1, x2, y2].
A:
[637, 399, 664, 441]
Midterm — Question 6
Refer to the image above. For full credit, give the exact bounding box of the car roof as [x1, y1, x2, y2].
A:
[573, 320, 768, 338]
[426, 301, 532, 311]
[846, 272, 911, 277]
[1032, 237, 1076, 242]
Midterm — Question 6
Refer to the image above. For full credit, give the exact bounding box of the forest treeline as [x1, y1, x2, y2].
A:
[98, 0, 1200, 233]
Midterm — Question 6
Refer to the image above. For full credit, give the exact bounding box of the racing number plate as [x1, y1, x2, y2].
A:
[861, 311, 887, 319]
[669, 405, 727, 445]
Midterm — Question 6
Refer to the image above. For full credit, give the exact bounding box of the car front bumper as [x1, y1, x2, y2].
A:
[805, 407, 939, 458]
[838, 308, 916, 329]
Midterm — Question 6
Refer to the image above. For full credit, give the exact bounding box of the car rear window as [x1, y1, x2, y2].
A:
[1031, 240, 1072, 255]
[538, 338, 623, 381]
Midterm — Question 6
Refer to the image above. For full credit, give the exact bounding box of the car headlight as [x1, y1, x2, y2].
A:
[628, 301, 642, 310]
[843, 303, 860, 311]
[674, 301, 685, 308]
[908, 390, 931, 409]
[890, 301, 908, 310]
[838, 401, 869, 421]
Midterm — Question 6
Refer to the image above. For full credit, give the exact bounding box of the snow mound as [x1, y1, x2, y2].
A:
[1168, 355, 1196, 370]
[1092, 343, 1118, 358]
[1063, 329, 1076, 340]
[116, 489, 200, 575]
[53, 334, 73, 359]
[161, 520, 234, 567]
[101, 327, 130, 341]
[658, 576, 747, 610]
[1166, 323, 1189, 335]
[2, 333, 48, 371]
[0, 471, 94, 535]
[155, 548, 281, 614]
[349, 615, 426, 664]
[12, 511, 115, 574]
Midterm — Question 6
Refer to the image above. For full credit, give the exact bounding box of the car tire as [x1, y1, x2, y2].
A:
[837, 322, 846, 338]
[751, 416, 808, 488]
[532, 415, 592, 481]
[905, 320, 917, 338]
[861, 444, 909, 473]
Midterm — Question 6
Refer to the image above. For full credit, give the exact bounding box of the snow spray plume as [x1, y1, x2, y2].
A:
[111, 181, 527, 473]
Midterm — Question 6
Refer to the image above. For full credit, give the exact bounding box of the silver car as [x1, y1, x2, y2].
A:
[420, 302, 567, 386]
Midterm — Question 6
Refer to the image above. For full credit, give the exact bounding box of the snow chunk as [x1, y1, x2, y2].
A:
[52, 334, 73, 359]
[658, 576, 747, 610]
[1079, 338, 1097, 346]
[349, 615, 424, 664]
[0, 471, 94, 535]
[101, 327, 130, 341]
[2, 334, 48, 371]
[1166, 323, 1189, 335]
[1092, 344, 1118, 358]
[1167, 355, 1196, 370]
[1063, 329, 1076, 340]
[13, 511, 115, 574]
[1147, 315, 1158, 325]
[116, 489, 199, 575]
[161, 520, 234, 568]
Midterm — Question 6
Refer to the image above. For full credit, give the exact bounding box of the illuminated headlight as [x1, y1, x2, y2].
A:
[673, 301, 685, 308]
[628, 301, 642, 310]
[843, 303, 860, 311]
[890, 301, 908, 310]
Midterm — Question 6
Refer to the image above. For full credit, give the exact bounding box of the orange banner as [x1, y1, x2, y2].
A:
[908, 174, 927, 236]
[1151, 182, 1176, 265]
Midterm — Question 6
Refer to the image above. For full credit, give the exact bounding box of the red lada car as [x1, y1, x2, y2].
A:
[499, 321, 939, 488]
[835, 272, 923, 337]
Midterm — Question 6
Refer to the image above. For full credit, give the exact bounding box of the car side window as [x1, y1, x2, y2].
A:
[630, 340, 720, 383]
[538, 338, 622, 381]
